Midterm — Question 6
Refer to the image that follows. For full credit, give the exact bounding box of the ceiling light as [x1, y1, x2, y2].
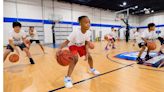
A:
[151, 10, 154, 13]
[123, 2, 127, 6]
[135, 6, 138, 9]
[145, 10, 150, 14]
[144, 8, 147, 11]
[120, 4, 123, 7]
[119, 2, 127, 7]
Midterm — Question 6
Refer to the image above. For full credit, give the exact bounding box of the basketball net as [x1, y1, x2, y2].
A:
[48, 14, 63, 24]
[115, 13, 125, 21]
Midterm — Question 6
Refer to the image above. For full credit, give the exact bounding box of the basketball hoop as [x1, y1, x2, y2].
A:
[115, 13, 125, 21]
[48, 14, 63, 24]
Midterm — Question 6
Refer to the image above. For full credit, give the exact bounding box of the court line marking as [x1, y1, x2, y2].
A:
[49, 63, 134, 92]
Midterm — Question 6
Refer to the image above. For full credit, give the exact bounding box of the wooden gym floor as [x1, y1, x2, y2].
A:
[4, 41, 164, 92]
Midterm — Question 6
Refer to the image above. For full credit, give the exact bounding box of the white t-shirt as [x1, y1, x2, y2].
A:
[67, 29, 91, 46]
[28, 30, 39, 40]
[136, 30, 157, 44]
[159, 31, 164, 38]
[8, 30, 26, 45]
[109, 31, 117, 38]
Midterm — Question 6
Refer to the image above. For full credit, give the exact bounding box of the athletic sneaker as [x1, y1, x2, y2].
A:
[105, 46, 109, 50]
[158, 51, 164, 55]
[136, 57, 144, 64]
[89, 68, 100, 75]
[112, 46, 116, 49]
[29, 58, 35, 64]
[64, 76, 73, 88]
[145, 55, 153, 61]
[30, 61, 35, 64]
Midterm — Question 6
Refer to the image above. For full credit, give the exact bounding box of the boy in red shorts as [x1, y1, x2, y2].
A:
[56, 16, 100, 88]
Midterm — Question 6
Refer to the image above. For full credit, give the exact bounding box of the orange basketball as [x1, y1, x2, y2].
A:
[9, 54, 19, 63]
[147, 42, 156, 50]
[104, 36, 108, 40]
[56, 50, 74, 66]
[88, 42, 94, 49]
[104, 35, 112, 41]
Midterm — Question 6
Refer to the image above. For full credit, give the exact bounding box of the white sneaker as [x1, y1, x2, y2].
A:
[64, 76, 73, 88]
[90, 68, 100, 75]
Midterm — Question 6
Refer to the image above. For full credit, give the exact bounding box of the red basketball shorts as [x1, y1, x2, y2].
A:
[69, 45, 86, 57]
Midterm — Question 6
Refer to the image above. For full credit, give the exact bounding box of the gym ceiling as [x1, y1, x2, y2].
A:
[58, 0, 164, 15]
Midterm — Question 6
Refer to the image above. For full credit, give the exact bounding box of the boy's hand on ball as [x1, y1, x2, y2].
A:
[56, 49, 62, 56]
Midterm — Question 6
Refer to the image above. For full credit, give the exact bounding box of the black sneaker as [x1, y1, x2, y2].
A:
[158, 51, 164, 56]
[112, 46, 116, 49]
[29, 58, 35, 64]
[136, 57, 144, 64]
[145, 55, 153, 61]
[30, 61, 35, 64]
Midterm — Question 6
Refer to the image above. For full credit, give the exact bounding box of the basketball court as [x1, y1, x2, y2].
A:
[3, 0, 164, 92]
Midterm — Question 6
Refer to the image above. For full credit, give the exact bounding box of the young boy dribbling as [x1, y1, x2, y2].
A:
[3, 22, 35, 64]
[56, 16, 100, 88]
[104, 27, 117, 50]
[27, 26, 45, 53]
[110, 28, 117, 48]
[136, 23, 157, 64]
